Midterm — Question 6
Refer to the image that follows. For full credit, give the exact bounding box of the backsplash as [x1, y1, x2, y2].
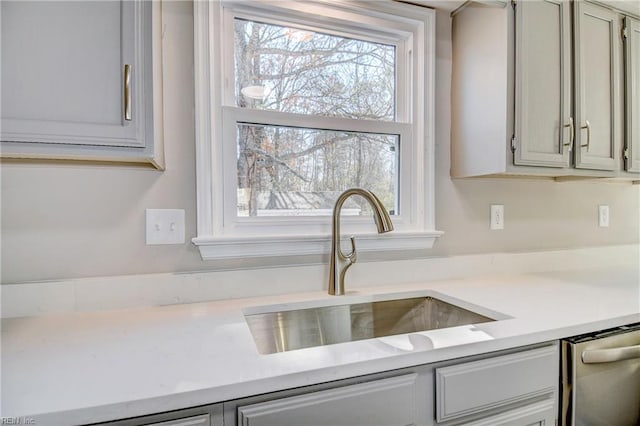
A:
[2, 244, 637, 318]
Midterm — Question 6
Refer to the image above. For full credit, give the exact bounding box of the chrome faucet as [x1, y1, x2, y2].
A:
[329, 188, 394, 296]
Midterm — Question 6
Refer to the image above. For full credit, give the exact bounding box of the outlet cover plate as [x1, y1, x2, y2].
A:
[598, 205, 610, 228]
[490, 204, 504, 230]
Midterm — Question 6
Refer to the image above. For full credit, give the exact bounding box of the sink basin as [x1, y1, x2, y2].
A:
[245, 296, 495, 354]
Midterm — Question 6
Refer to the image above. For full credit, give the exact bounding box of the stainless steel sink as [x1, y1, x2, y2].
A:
[245, 296, 495, 354]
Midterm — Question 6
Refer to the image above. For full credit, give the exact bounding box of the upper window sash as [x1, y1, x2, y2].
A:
[221, 3, 413, 123]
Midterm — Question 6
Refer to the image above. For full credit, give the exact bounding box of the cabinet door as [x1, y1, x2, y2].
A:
[459, 399, 556, 426]
[515, 0, 572, 168]
[0, 1, 157, 164]
[99, 407, 222, 426]
[235, 374, 422, 426]
[624, 16, 640, 173]
[146, 415, 210, 426]
[574, 1, 621, 171]
[435, 345, 558, 423]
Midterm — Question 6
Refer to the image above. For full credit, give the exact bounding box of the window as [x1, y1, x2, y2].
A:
[193, 0, 441, 261]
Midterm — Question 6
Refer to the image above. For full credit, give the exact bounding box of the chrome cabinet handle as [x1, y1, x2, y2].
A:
[582, 344, 640, 364]
[124, 64, 132, 121]
[580, 120, 590, 151]
[563, 117, 574, 152]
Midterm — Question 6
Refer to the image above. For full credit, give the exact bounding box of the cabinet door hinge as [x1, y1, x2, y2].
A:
[511, 135, 517, 153]
[622, 25, 628, 40]
[511, 0, 516, 9]
[624, 147, 630, 159]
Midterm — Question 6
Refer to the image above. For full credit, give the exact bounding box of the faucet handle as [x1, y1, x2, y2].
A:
[347, 236, 358, 264]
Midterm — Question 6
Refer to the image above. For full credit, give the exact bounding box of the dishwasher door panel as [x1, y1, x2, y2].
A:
[562, 328, 640, 426]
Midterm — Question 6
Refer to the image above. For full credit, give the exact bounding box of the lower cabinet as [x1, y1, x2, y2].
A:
[146, 415, 212, 426]
[101, 407, 222, 426]
[435, 344, 558, 425]
[459, 400, 556, 426]
[233, 373, 428, 426]
[224, 342, 559, 426]
[100, 342, 559, 426]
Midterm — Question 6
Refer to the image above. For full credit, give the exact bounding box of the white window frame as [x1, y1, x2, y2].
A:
[193, 0, 442, 261]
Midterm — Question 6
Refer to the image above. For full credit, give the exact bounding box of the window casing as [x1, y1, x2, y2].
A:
[193, 0, 441, 261]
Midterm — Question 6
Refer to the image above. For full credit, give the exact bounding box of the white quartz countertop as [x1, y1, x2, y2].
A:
[2, 266, 639, 425]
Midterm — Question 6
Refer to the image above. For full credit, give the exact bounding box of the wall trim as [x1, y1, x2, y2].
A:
[2, 244, 638, 318]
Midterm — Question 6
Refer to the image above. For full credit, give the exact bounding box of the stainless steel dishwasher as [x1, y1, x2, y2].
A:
[560, 322, 640, 426]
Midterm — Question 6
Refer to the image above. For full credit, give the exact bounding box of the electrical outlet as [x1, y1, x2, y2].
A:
[598, 205, 610, 228]
[146, 209, 186, 245]
[490, 204, 504, 230]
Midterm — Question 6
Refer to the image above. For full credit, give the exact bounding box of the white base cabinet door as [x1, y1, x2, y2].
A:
[435, 343, 559, 425]
[459, 400, 556, 426]
[146, 414, 211, 426]
[234, 374, 428, 426]
[98, 407, 221, 426]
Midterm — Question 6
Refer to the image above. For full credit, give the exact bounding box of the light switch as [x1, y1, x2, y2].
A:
[146, 209, 185, 245]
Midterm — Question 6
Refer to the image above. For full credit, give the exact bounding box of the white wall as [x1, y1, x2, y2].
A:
[2, 2, 639, 285]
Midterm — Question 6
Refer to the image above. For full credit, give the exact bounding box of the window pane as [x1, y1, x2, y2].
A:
[236, 123, 398, 217]
[234, 18, 396, 121]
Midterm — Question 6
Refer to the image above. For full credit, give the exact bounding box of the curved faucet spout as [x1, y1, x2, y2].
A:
[329, 188, 394, 296]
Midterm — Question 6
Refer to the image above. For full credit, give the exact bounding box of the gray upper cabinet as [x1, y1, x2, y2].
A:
[573, 1, 621, 171]
[0, 1, 163, 168]
[451, 0, 636, 180]
[515, 0, 572, 168]
[624, 16, 640, 173]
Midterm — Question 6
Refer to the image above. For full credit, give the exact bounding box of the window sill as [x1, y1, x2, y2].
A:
[192, 231, 444, 261]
